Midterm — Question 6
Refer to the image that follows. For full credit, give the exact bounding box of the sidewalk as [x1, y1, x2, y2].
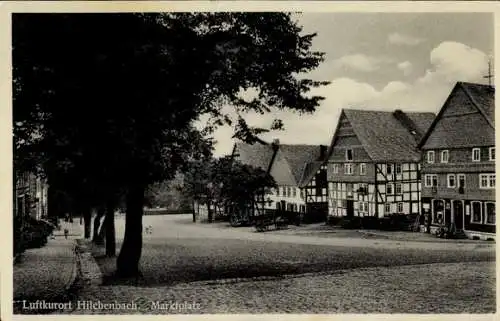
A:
[52, 220, 85, 237]
[13, 226, 81, 314]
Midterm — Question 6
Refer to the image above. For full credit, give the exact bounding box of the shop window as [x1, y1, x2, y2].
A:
[485, 202, 495, 225]
[471, 201, 482, 223]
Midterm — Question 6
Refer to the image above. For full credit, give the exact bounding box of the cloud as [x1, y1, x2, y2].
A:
[418, 41, 489, 84]
[397, 61, 413, 76]
[209, 41, 490, 157]
[382, 81, 410, 94]
[332, 54, 388, 72]
[388, 33, 425, 46]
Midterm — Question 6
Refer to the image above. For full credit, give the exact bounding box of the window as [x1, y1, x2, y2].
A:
[472, 148, 481, 162]
[441, 150, 449, 163]
[457, 174, 466, 188]
[485, 202, 495, 225]
[359, 202, 368, 213]
[387, 183, 393, 195]
[479, 174, 495, 189]
[427, 151, 435, 163]
[344, 163, 353, 175]
[447, 174, 456, 188]
[397, 202, 404, 213]
[471, 201, 482, 223]
[346, 149, 353, 161]
[387, 164, 393, 175]
[292, 188, 297, 197]
[332, 164, 339, 174]
[425, 174, 438, 187]
[359, 163, 366, 175]
[287, 187, 291, 197]
[490, 147, 495, 161]
[395, 183, 402, 195]
[395, 164, 402, 174]
[385, 203, 391, 214]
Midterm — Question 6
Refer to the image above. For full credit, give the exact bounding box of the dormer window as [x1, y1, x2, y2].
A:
[427, 151, 435, 164]
[346, 149, 353, 161]
[472, 148, 481, 162]
[441, 150, 449, 163]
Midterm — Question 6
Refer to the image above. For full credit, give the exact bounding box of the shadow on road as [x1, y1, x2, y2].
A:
[93, 238, 495, 288]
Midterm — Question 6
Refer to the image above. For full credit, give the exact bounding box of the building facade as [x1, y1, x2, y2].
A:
[418, 82, 495, 240]
[231, 140, 326, 222]
[326, 109, 435, 220]
[14, 171, 48, 221]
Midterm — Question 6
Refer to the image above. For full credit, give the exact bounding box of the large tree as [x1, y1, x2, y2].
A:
[13, 12, 328, 277]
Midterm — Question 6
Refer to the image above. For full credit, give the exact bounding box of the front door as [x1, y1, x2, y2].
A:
[444, 200, 452, 226]
[453, 200, 464, 230]
[346, 200, 354, 218]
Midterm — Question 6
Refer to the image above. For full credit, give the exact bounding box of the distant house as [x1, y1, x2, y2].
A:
[14, 171, 48, 222]
[418, 82, 495, 240]
[231, 140, 327, 222]
[325, 108, 435, 221]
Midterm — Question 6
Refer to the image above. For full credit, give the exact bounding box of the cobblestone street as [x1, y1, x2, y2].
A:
[69, 261, 495, 314]
[59, 214, 496, 314]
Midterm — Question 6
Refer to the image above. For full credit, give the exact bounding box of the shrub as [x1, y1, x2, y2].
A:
[340, 217, 362, 229]
[20, 217, 55, 250]
[361, 216, 379, 229]
[13, 216, 25, 257]
[326, 216, 342, 226]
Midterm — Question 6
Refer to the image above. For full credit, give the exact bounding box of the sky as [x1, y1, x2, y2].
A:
[201, 12, 494, 157]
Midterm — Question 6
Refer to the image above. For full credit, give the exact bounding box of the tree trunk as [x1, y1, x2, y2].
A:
[105, 202, 116, 257]
[207, 199, 213, 223]
[116, 185, 144, 277]
[192, 200, 196, 222]
[92, 206, 105, 244]
[83, 207, 92, 239]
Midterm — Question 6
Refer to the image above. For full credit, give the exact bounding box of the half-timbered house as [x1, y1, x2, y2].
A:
[231, 140, 327, 222]
[14, 171, 48, 221]
[418, 82, 495, 240]
[276, 143, 328, 223]
[325, 108, 435, 221]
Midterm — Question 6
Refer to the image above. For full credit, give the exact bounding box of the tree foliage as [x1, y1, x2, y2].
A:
[13, 12, 327, 276]
[183, 156, 276, 214]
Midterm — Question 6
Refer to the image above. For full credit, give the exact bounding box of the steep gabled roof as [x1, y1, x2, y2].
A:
[418, 82, 495, 149]
[298, 160, 325, 188]
[278, 144, 323, 185]
[232, 142, 326, 188]
[232, 141, 274, 172]
[327, 109, 436, 162]
[459, 82, 495, 126]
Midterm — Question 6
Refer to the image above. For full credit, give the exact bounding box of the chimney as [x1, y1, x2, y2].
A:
[319, 145, 327, 160]
[393, 109, 422, 142]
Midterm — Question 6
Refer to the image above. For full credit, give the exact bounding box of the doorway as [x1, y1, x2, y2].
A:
[444, 200, 452, 226]
[452, 200, 464, 230]
[346, 200, 354, 218]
